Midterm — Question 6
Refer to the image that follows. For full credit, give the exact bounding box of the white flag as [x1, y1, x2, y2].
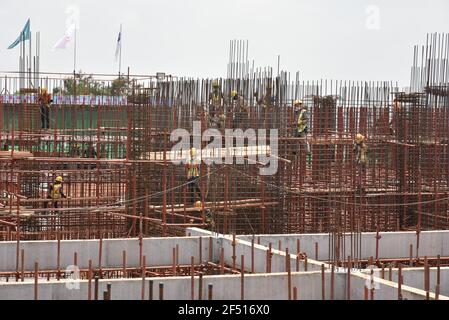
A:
[115, 25, 122, 62]
[53, 23, 76, 51]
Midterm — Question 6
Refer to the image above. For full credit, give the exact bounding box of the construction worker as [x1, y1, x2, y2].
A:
[186, 148, 202, 204]
[295, 100, 310, 137]
[38, 88, 52, 129]
[84, 142, 97, 158]
[68, 142, 81, 158]
[209, 80, 224, 127]
[230, 90, 248, 128]
[262, 85, 274, 108]
[259, 84, 275, 128]
[353, 133, 368, 165]
[294, 100, 311, 155]
[44, 176, 67, 209]
[389, 98, 402, 135]
[204, 208, 215, 230]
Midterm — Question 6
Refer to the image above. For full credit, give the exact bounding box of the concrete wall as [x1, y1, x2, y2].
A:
[348, 272, 448, 300]
[0, 271, 346, 300]
[0, 236, 216, 272]
[2, 269, 445, 300]
[236, 230, 449, 260]
[362, 267, 449, 296]
[219, 234, 325, 272]
[187, 228, 328, 272]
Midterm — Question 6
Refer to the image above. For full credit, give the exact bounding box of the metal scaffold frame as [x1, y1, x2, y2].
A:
[0, 34, 448, 252]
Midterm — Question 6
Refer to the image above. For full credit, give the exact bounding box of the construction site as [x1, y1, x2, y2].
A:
[0, 33, 448, 300]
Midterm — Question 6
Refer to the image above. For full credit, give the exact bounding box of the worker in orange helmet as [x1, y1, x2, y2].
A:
[38, 88, 53, 129]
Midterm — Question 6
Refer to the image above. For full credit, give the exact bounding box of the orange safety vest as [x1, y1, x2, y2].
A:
[39, 93, 52, 105]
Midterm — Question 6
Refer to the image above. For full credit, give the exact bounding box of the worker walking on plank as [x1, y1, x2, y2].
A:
[38, 88, 53, 129]
[44, 176, 67, 209]
[186, 148, 202, 204]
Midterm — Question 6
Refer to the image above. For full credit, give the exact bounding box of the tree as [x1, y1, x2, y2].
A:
[53, 72, 112, 96]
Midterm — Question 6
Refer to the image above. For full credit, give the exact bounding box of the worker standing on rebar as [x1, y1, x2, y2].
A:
[186, 148, 202, 204]
[205, 208, 215, 230]
[389, 98, 402, 135]
[353, 133, 368, 191]
[261, 84, 274, 127]
[44, 176, 67, 209]
[209, 80, 224, 128]
[84, 142, 97, 158]
[68, 142, 81, 158]
[38, 88, 53, 129]
[294, 100, 311, 155]
[353, 133, 368, 165]
[230, 90, 248, 129]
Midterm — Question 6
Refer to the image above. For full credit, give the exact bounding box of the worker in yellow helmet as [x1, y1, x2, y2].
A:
[293, 99, 311, 156]
[38, 88, 53, 129]
[294, 100, 309, 138]
[209, 80, 223, 128]
[230, 90, 247, 129]
[44, 176, 67, 209]
[353, 134, 368, 165]
[186, 148, 202, 204]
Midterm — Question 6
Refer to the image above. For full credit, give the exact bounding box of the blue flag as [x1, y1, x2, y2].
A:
[8, 18, 31, 49]
[115, 25, 122, 61]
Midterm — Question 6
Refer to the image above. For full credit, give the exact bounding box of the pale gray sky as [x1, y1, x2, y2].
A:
[1, 0, 448, 85]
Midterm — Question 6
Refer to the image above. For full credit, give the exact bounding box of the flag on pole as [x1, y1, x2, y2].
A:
[115, 25, 122, 62]
[7, 18, 31, 49]
[53, 23, 76, 50]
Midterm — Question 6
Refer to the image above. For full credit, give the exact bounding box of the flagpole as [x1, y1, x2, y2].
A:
[119, 24, 122, 77]
[74, 25, 77, 73]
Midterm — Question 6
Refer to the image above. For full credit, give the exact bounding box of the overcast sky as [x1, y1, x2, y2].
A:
[1, 0, 448, 85]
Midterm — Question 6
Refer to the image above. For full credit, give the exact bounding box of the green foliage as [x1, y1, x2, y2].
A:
[53, 72, 131, 96]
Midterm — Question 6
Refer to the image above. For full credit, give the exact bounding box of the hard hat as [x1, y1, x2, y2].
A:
[293, 99, 303, 106]
[355, 133, 365, 142]
[231, 90, 238, 98]
[55, 176, 63, 182]
[212, 80, 219, 88]
[195, 201, 202, 208]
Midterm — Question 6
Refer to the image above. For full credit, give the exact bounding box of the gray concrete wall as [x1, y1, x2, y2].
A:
[0, 271, 346, 300]
[236, 230, 449, 260]
[362, 267, 449, 296]
[219, 234, 325, 272]
[348, 272, 448, 300]
[0, 236, 215, 272]
[186, 228, 328, 272]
